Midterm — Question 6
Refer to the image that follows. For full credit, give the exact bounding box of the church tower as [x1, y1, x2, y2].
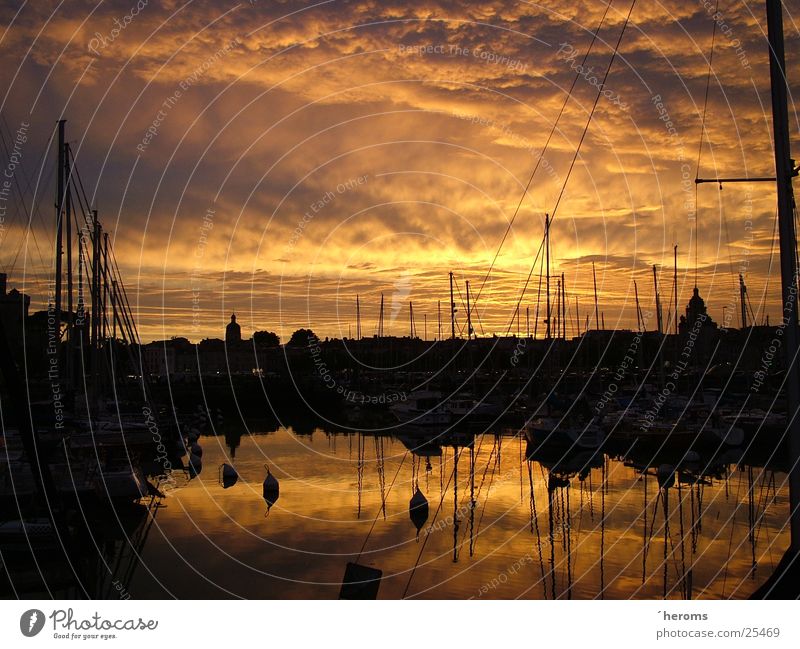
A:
[225, 313, 241, 344]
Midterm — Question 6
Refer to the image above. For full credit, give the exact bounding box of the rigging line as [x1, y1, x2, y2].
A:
[453, 278, 468, 336]
[0, 121, 55, 281]
[68, 147, 96, 217]
[355, 448, 409, 561]
[693, 0, 720, 288]
[505, 0, 637, 336]
[468, 0, 614, 317]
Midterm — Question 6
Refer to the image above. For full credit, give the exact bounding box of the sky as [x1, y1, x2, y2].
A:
[0, 0, 798, 343]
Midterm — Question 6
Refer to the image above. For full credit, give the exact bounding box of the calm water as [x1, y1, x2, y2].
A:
[129, 428, 790, 599]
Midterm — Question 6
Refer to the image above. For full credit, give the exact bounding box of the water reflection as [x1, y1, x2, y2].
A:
[116, 425, 789, 599]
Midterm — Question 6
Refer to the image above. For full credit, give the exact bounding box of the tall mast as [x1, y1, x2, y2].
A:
[554, 278, 560, 340]
[449, 272, 456, 340]
[356, 295, 361, 340]
[92, 212, 101, 412]
[739, 274, 748, 329]
[65, 144, 74, 389]
[634, 280, 642, 332]
[465, 280, 472, 341]
[54, 120, 66, 358]
[766, 0, 800, 554]
[592, 261, 599, 330]
[409, 301, 414, 338]
[653, 264, 662, 335]
[561, 273, 567, 340]
[378, 293, 384, 338]
[438, 300, 441, 340]
[673, 244, 679, 334]
[102, 231, 109, 342]
[545, 214, 551, 339]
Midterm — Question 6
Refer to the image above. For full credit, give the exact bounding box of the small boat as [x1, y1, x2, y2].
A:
[94, 467, 149, 503]
[0, 518, 60, 551]
[526, 416, 605, 449]
[390, 391, 451, 426]
[446, 394, 502, 423]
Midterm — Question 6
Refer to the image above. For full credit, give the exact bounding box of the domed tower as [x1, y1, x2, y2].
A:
[679, 287, 717, 334]
[225, 313, 241, 344]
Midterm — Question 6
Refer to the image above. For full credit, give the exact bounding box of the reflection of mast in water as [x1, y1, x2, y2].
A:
[677, 470, 689, 599]
[748, 466, 756, 576]
[452, 446, 460, 563]
[528, 461, 547, 598]
[469, 443, 476, 557]
[548, 474, 556, 599]
[690, 481, 704, 553]
[375, 437, 386, 520]
[546, 469, 572, 599]
[661, 473, 671, 599]
[599, 457, 606, 599]
[565, 479, 572, 600]
[642, 471, 648, 584]
[356, 434, 365, 519]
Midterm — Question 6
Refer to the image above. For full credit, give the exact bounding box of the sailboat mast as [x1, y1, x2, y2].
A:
[634, 280, 642, 332]
[378, 293, 384, 337]
[766, 0, 800, 553]
[739, 274, 748, 329]
[356, 294, 361, 340]
[653, 264, 662, 334]
[54, 120, 66, 358]
[92, 212, 101, 411]
[561, 272, 566, 339]
[449, 272, 456, 340]
[65, 145, 74, 388]
[592, 261, 599, 330]
[545, 214, 551, 339]
[465, 280, 472, 341]
[102, 231, 109, 342]
[674, 244, 679, 334]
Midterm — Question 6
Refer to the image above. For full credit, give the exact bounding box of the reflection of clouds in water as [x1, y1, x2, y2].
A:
[128, 428, 789, 599]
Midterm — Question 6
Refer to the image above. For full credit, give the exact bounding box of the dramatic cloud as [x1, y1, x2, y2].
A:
[0, 0, 797, 340]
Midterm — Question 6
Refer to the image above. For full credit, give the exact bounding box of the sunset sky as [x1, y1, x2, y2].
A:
[0, 0, 797, 342]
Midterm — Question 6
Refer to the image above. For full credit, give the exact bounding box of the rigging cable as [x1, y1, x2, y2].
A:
[467, 0, 614, 319]
[505, 0, 638, 336]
